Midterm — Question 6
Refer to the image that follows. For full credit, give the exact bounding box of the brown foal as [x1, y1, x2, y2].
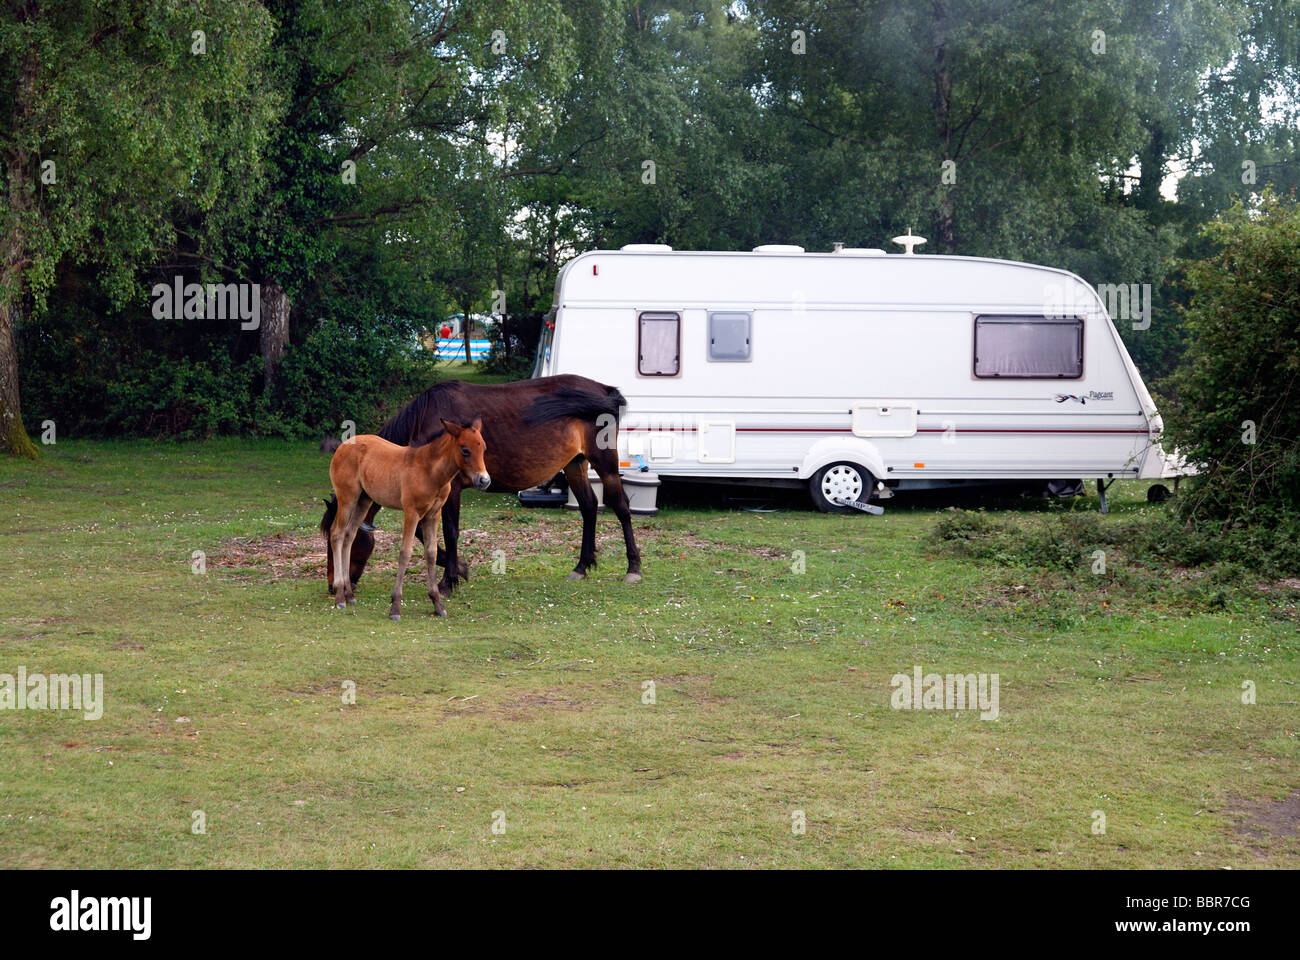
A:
[328, 419, 490, 619]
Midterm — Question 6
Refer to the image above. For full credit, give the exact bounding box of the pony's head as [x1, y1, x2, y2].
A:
[440, 418, 491, 491]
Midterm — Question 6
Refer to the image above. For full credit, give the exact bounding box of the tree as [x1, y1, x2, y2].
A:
[0, 0, 273, 456]
[1163, 193, 1300, 533]
[195, 0, 582, 394]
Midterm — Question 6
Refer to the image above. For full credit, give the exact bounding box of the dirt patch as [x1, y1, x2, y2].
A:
[659, 673, 733, 706]
[5, 615, 73, 627]
[207, 520, 623, 583]
[2, 616, 74, 641]
[209, 515, 787, 584]
[1227, 789, 1300, 839]
[209, 518, 618, 583]
[497, 689, 586, 720]
[210, 531, 328, 583]
[666, 530, 788, 559]
[1258, 577, 1300, 593]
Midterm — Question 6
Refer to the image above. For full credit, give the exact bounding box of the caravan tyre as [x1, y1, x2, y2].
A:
[810, 462, 872, 514]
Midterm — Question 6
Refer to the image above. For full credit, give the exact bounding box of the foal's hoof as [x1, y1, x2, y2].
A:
[434, 609, 448, 618]
[389, 613, 401, 622]
[335, 602, 347, 610]
[624, 572, 643, 584]
[566, 571, 587, 581]
[347, 597, 357, 606]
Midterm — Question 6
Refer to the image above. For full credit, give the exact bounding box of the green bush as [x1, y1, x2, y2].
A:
[934, 509, 1104, 571]
[20, 302, 439, 440]
[275, 318, 440, 438]
[933, 506, 1300, 578]
[1161, 192, 1300, 543]
[104, 351, 258, 438]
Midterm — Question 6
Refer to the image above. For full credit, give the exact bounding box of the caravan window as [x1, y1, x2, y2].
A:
[708, 311, 752, 362]
[973, 316, 1083, 379]
[638, 311, 680, 376]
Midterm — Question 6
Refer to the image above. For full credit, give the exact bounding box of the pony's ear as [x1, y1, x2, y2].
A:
[440, 418, 464, 438]
[469, 417, 482, 433]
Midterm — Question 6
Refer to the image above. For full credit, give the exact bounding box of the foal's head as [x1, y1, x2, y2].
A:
[440, 418, 491, 491]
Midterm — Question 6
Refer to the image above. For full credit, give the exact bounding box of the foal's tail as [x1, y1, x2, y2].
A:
[523, 385, 627, 426]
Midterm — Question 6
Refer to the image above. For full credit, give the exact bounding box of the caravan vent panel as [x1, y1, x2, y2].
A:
[752, 244, 805, 253]
[621, 243, 673, 252]
[708, 311, 752, 362]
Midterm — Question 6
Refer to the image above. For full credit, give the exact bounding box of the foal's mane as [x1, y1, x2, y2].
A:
[378, 381, 459, 446]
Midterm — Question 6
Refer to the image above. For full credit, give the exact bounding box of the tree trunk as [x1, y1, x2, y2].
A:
[260, 280, 290, 394]
[932, 0, 957, 253]
[496, 259, 507, 363]
[1134, 122, 1166, 212]
[462, 300, 473, 366]
[0, 295, 38, 459]
[0, 49, 40, 458]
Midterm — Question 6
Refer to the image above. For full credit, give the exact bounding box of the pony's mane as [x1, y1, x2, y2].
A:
[378, 381, 459, 446]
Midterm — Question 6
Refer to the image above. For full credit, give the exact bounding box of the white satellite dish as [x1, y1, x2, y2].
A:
[891, 232, 927, 255]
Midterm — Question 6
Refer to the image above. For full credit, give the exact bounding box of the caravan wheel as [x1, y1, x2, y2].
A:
[810, 462, 872, 513]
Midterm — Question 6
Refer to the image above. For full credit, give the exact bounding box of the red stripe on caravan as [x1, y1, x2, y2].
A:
[622, 427, 1149, 435]
[915, 428, 1149, 435]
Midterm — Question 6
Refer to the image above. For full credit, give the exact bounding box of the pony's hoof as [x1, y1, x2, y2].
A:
[335, 602, 347, 610]
[347, 598, 357, 606]
[566, 571, 586, 581]
[624, 572, 643, 584]
[434, 609, 448, 618]
[389, 613, 401, 621]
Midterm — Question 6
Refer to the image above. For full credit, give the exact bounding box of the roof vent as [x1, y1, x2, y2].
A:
[752, 244, 805, 254]
[833, 247, 887, 257]
[620, 243, 673, 252]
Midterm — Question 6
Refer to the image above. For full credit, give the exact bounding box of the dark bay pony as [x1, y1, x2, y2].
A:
[321, 375, 642, 592]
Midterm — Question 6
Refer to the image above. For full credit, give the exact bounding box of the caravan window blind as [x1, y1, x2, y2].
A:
[638, 311, 681, 376]
[973, 316, 1083, 379]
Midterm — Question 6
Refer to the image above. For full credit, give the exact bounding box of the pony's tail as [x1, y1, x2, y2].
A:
[523, 384, 626, 426]
[606, 386, 627, 416]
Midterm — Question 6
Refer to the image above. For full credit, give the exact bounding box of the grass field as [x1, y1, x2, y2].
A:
[431, 359, 519, 385]
[1, 439, 1296, 868]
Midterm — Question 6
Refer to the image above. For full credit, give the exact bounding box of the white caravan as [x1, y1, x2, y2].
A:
[532, 241, 1181, 513]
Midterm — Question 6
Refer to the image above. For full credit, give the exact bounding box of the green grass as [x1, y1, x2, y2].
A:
[433, 359, 519, 385]
[0, 440, 1296, 868]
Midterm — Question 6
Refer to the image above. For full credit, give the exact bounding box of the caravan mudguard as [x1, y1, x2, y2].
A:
[797, 437, 888, 483]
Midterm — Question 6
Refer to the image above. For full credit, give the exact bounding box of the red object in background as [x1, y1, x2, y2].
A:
[439, 325, 452, 338]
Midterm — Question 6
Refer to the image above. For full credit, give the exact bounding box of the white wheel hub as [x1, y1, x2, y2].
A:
[821, 464, 864, 505]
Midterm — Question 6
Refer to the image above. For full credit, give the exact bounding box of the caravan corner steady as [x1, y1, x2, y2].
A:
[532, 239, 1183, 514]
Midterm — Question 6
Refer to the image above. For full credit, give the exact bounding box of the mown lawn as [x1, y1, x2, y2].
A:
[0, 439, 1295, 868]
